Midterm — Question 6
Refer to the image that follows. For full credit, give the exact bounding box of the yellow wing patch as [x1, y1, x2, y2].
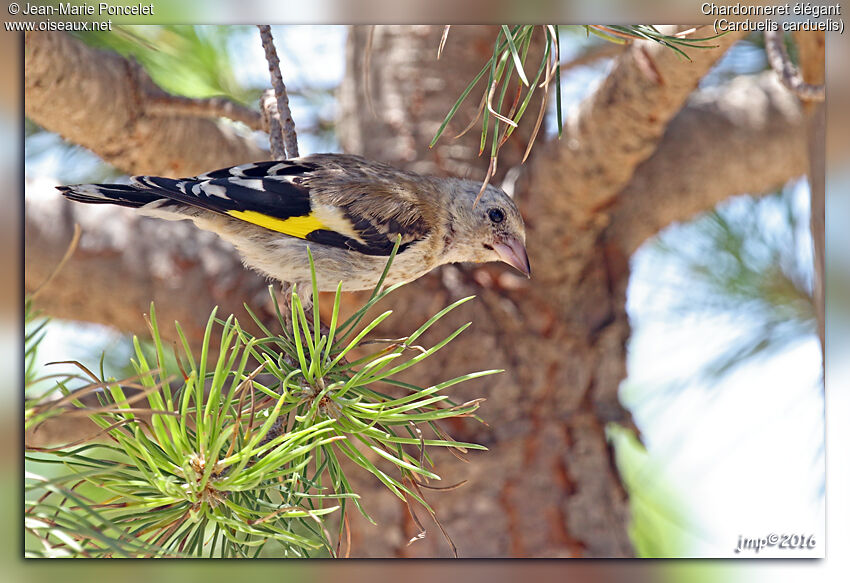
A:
[227, 210, 328, 239]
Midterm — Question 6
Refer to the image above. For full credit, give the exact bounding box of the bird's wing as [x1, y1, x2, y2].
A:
[132, 156, 432, 256]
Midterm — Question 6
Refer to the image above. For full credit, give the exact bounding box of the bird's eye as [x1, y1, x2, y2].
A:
[487, 208, 505, 224]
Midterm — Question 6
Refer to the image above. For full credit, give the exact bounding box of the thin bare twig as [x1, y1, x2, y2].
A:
[257, 25, 300, 158]
[255, 25, 304, 311]
[364, 26, 378, 118]
[764, 29, 825, 102]
[260, 89, 286, 160]
[145, 94, 264, 131]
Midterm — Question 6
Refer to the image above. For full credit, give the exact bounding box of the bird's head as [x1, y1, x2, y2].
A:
[443, 179, 531, 278]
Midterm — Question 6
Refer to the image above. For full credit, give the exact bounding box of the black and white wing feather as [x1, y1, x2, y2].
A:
[57, 154, 436, 256]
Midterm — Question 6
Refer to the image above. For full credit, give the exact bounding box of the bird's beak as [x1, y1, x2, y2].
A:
[493, 236, 531, 278]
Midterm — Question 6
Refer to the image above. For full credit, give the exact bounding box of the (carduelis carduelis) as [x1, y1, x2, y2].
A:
[57, 153, 530, 292]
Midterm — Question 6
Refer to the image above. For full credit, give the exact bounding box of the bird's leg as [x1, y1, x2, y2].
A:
[279, 281, 296, 329]
[295, 280, 314, 316]
[296, 281, 335, 338]
[281, 281, 345, 366]
[280, 280, 327, 337]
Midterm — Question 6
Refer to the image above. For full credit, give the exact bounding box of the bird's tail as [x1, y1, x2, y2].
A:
[56, 183, 162, 209]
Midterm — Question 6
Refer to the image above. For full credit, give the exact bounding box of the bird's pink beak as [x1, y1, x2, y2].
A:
[493, 236, 531, 278]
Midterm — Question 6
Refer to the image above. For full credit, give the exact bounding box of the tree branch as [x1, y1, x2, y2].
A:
[144, 93, 264, 132]
[608, 73, 807, 256]
[260, 89, 287, 160]
[25, 31, 265, 177]
[531, 28, 747, 223]
[764, 29, 825, 102]
[257, 25, 299, 158]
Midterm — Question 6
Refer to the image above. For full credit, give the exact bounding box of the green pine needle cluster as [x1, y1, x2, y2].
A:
[25, 247, 494, 558]
[431, 25, 725, 197]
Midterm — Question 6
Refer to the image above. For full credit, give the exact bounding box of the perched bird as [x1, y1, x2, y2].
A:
[57, 153, 530, 293]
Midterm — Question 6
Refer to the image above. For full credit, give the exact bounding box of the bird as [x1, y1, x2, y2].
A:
[57, 153, 531, 296]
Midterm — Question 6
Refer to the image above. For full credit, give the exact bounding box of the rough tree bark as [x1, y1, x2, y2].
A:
[332, 25, 754, 558]
[24, 28, 814, 557]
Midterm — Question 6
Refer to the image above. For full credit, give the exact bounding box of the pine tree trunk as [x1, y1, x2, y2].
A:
[336, 25, 636, 558]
